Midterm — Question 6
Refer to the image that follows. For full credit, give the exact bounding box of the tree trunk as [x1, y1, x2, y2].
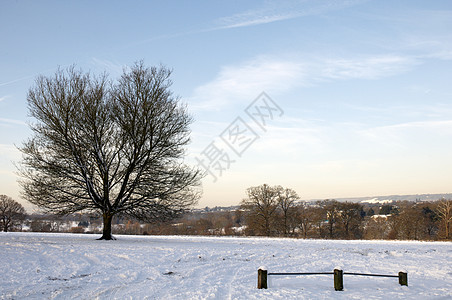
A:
[3, 219, 9, 232]
[446, 222, 449, 239]
[98, 212, 115, 240]
[265, 218, 271, 237]
[284, 212, 288, 236]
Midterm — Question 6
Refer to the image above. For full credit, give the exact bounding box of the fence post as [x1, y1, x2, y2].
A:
[334, 269, 343, 291]
[258, 268, 268, 289]
[398, 272, 408, 286]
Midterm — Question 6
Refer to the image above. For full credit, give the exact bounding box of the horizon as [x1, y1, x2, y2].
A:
[1, 1, 452, 211]
[21, 192, 452, 215]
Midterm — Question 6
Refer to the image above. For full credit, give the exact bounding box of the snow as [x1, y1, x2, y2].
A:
[361, 198, 393, 204]
[1, 233, 451, 299]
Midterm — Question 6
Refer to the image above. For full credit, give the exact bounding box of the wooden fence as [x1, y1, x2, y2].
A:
[257, 268, 408, 290]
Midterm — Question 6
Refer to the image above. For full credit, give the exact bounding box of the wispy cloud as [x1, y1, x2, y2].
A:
[90, 58, 124, 77]
[110, 1, 365, 50]
[214, 0, 366, 30]
[359, 120, 452, 147]
[364, 8, 452, 61]
[0, 118, 27, 126]
[0, 65, 72, 87]
[0, 75, 36, 87]
[190, 53, 419, 111]
[189, 55, 305, 111]
[371, 120, 452, 133]
[319, 55, 419, 80]
[0, 95, 11, 102]
[401, 34, 452, 61]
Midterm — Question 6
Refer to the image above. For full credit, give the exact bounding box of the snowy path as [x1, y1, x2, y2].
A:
[1, 233, 451, 299]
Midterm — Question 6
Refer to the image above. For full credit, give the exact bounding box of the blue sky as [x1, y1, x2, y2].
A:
[1, 0, 452, 211]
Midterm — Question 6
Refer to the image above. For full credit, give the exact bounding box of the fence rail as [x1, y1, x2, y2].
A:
[258, 268, 408, 290]
[343, 272, 399, 278]
[268, 272, 333, 276]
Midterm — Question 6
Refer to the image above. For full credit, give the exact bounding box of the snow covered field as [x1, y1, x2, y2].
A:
[1, 233, 451, 299]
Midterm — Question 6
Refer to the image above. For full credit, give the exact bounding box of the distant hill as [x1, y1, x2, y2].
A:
[196, 193, 452, 212]
[308, 193, 452, 204]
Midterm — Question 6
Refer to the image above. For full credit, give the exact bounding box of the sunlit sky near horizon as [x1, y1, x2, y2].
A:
[1, 0, 452, 211]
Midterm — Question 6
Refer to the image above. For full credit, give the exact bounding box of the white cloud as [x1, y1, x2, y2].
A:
[359, 120, 452, 147]
[0, 75, 34, 87]
[0, 118, 27, 126]
[376, 120, 452, 134]
[190, 53, 420, 111]
[214, 0, 366, 30]
[190, 56, 305, 111]
[0, 95, 10, 102]
[428, 50, 452, 60]
[368, 119, 452, 132]
[217, 12, 295, 29]
[319, 55, 419, 80]
[403, 35, 452, 61]
[90, 58, 124, 77]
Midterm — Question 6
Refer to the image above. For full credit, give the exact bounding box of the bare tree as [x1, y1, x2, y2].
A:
[318, 200, 340, 238]
[295, 202, 320, 238]
[436, 198, 451, 239]
[421, 204, 439, 239]
[241, 184, 279, 236]
[0, 195, 26, 232]
[364, 215, 389, 239]
[393, 203, 426, 240]
[337, 202, 364, 239]
[275, 186, 299, 236]
[18, 62, 202, 240]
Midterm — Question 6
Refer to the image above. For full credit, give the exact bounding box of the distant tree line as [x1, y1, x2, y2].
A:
[135, 185, 451, 241]
[1, 188, 451, 241]
[236, 184, 451, 240]
[237, 184, 451, 240]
